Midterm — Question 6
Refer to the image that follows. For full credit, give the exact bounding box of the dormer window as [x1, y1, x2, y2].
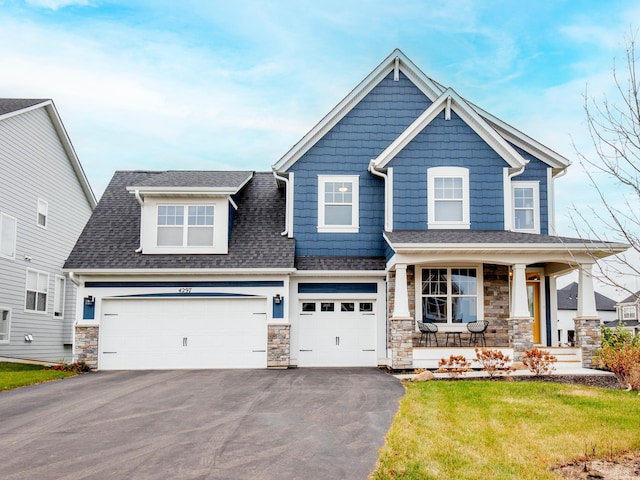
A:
[157, 205, 214, 247]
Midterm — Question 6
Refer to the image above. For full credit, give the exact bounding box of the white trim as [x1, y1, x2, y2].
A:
[53, 275, 66, 319]
[547, 168, 555, 234]
[373, 89, 526, 170]
[511, 181, 540, 234]
[25, 268, 49, 314]
[317, 175, 359, 233]
[0, 212, 17, 260]
[36, 198, 48, 229]
[0, 306, 10, 343]
[427, 166, 470, 229]
[388, 168, 394, 232]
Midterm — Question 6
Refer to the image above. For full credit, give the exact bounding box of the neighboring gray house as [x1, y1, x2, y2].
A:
[610, 290, 640, 336]
[0, 99, 96, 362]
[556, 281, 617, 346]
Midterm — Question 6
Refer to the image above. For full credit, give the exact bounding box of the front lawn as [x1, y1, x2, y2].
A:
[371, 380, 640, 479]
[0, 362, 78, 391]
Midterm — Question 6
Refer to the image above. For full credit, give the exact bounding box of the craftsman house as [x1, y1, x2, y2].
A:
[64, 50, 626, 370]
[0, 99, 96, 362]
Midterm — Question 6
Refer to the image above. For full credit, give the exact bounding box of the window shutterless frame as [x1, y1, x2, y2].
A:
[317, 175, 359, 233]
[0, 212, 17, 260]
[427, 167, 469, 229]
[0, 307, 10, 343]
[512, 181, 540, 233]
[25, 268, 49, 314]
[37, 199, 48, 228]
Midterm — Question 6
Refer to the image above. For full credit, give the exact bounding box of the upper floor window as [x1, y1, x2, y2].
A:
[157, 205, 215, 247]
[622, 305, 636, 321]
[25, 269, 48, 313]
[0, 212, 17, 259]
[512, 181, 540, 233]
[427, 167, 469, 229]
[37, 199, 48, 228]
[318, 175, 359, 233]
[421, 267, 479, 324]
[0, 307, 10, 343]
[53, 275, 66, 318]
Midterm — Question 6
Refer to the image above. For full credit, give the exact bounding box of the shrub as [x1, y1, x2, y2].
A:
[474, 348, 511, 378]
[49, 361, 91, 373]
[522, 347, 557, 376]
[598, 325, 640, 390]
[438, 355, 470, 378]
[601, 323, 639, 349]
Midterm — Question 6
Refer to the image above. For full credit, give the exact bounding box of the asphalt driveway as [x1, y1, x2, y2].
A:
[0, 368, 403, 479]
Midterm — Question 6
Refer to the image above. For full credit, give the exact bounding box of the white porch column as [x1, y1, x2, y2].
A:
[511, 263, 530, 318]
[392, 263, 411, 318]
[577, 264, 598, 318]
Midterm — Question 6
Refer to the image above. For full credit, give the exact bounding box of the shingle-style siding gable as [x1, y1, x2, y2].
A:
[389, 110, 508, 231]
[288, 72, 431, 256]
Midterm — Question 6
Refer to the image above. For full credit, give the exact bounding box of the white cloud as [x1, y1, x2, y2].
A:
[25, 0, 91, 10]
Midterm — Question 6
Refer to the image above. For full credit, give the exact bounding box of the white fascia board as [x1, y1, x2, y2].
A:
[374, 89, 526, 169]
[63, 268, 297, 275]
[272, 49, 443, 173]
[471, 103, 571, 170]
[388, 242, 629, 257]
[125, 186, 242, 196]
[293, 270, 386, 277]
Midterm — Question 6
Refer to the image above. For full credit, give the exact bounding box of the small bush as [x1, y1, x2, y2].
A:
[522, 347, 557, 376]
[598, 324, 640, 390]
[49, 361, 91, 373]
[474, 348, 511, 378]
[438, 355, 470, 378]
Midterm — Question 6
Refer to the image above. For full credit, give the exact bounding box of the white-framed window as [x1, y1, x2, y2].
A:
[156, 205, 215, 247]
[420, 267, 480, 324]
[512, 181, 540, 233]
[427, 167, 470, 229]
[0, 212, 17, 259]
[0, 307, 10, 342]
[53, 275, 65, 318]
[25, 269, 49, 313]
[622, 305, 636, 321]
[317, 175, 359, 233]
[37, 199, 48, 228]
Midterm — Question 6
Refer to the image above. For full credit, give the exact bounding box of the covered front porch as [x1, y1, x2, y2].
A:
[383, 230, 627, 370]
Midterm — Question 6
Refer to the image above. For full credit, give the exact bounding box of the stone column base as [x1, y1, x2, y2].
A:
[75, 325, 99, 369]
[267, 323, 290, 368]
[509, 316, 534, 361]
[389, 316, 414, 370]
[574, 316, 601, 368]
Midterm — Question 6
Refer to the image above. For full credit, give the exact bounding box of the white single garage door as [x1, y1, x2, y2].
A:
[297, 300, 376, 367]
[99, 297, 267, 370]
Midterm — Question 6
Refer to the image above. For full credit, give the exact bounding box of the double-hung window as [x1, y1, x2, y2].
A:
[622, 305, 637, 321]
[512, 181, 539, 233]
[318, 175, 359, 232]
[0, 212, 17, 259]
[25, 269, 48, 313]
[427, 167, 469, 229]
[37, 199, 48, 228]
[157, 205, 215, 247]
[421, 267, 478, 324]
[0, 307, 10, 342]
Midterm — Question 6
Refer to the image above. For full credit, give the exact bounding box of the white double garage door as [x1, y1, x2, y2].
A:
[98, 297, 377, 370]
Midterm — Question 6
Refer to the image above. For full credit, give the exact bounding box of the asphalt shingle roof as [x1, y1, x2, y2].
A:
[295, 256, 386, 271]
[557, 282, 617, 311]
[64, 171, 295, 270]
[130, 171, 253, 189]
[384, 230, 599, 245]
[0, 98, 48, 116]
[619, 290, 640, 304]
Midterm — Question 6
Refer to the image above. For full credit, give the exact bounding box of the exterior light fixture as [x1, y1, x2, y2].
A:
[274, 294, 282, 304]
[84, 296, 95, 306]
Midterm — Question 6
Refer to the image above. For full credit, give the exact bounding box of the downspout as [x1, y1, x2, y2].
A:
[505, 165, 526, 231]
[272, 170, 289, 236]
[68, 271, 80, 287]
[368, 160, 390, 232]
[549, 168, 567, 235]
[134, 190, 143, 253]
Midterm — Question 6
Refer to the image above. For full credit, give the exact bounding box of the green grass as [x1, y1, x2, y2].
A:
[0, 362, 77, 391]
[371, 380, 640, 480]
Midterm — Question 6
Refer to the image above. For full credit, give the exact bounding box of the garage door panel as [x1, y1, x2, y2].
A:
[100, 298, 267, 370]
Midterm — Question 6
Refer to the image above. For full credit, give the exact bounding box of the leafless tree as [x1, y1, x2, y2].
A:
[571, 31, 640, 293]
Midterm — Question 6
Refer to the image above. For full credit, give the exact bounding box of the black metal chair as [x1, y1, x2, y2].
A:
[467, 320, 489, 347]
[418, 321, 439, 347]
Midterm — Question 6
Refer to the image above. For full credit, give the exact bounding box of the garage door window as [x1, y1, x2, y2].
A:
[302, 302, 316, 312]
[359, 302, 373, 312]
[321, 302, 334, 312]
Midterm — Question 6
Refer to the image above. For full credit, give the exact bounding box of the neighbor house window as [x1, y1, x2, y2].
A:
[37, 199, 48, 228]
[25, 269, 48, 313]
[318, 175, 359, 232]
[0, 212, 17, 259]
[0, 308, 10, 342]
[157, 205, 214, 247]
[427, 167, 469, 229]
[421, 267, 478, 324]
[512, 181, 540, 233]
[622, 306, 636, 321]
[53, 275, 65, 318]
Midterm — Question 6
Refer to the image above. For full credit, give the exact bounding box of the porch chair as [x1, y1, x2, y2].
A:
[418, 321, 439, 347]
[467, 320, 489, 347]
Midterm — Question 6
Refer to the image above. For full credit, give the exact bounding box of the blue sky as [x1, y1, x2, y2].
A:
[1, 0, 639, 293]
